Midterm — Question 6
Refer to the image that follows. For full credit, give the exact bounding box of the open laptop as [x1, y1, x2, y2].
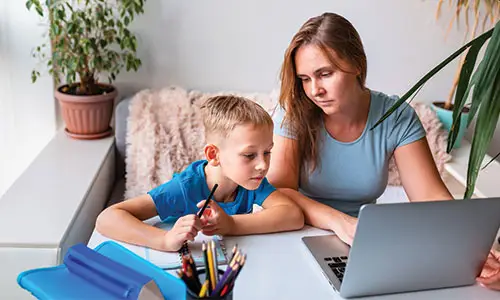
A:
[302, 198, 500, 298]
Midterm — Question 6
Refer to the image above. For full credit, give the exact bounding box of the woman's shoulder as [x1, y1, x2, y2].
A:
[370, 90, 410, 110]
[369, 90, 415, 124]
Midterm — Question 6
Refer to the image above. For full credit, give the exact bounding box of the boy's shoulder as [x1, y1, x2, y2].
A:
[175, 159, 207, 182]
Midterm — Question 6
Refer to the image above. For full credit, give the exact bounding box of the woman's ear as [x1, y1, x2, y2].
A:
[204, 144, 220, 166]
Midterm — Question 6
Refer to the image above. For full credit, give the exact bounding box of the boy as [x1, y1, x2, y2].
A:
[96, 95, 304, 252]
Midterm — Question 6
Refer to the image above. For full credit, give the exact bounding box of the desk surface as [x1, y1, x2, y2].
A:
[88, 225, 499, 300]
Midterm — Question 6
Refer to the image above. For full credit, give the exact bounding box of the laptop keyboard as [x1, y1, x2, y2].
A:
[324, 256, 348, 282]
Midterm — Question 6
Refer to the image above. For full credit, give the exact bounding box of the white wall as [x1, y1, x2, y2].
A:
[113, 0, 498, 158]
[116, 0, 466, 98]
[0, 1, 56, 197]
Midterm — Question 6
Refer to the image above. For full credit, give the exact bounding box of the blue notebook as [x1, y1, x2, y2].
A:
[17, 242, 187, 300]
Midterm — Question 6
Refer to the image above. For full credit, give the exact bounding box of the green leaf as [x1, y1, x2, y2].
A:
[464, 21, 500, 198]
[26, 1, 33, 11]
[371, 27, 495, 130]
[35, 5, 43, 17]
[447, 31, 491, 153]
[31, 70, 38, 83]
[481, 151, 500, 171]
[56, 8, 65, 20]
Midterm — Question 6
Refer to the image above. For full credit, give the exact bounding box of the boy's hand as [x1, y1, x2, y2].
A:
[163, 214, 202, 251]
[197, 200, 234, 236]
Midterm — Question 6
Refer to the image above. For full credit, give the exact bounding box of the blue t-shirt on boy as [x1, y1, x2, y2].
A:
[148, 160, 276, 221]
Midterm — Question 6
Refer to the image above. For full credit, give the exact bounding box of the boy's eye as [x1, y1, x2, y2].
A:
[243, 154, 256, 159]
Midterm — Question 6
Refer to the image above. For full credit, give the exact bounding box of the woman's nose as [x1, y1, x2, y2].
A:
[311, 79, 324, 97]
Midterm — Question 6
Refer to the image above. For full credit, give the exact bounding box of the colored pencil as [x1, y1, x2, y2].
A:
[206, 240, 216, 292]
[198, 183, 218, 217]
[198, 280, 209, 297]
[211, 240, 219, 284]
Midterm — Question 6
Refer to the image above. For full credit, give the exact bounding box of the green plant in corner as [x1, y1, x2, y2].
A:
[372, 20, 500, 199]
[26, 0, 145, 139]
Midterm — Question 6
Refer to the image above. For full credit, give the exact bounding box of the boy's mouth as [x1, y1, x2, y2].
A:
[251, 176, 264, 181]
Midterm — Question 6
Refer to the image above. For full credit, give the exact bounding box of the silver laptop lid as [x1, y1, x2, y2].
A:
[340, 198, 500, 298]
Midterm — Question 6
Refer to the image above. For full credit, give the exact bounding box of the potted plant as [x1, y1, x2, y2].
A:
[431, 0, 498, 148]
[372, 20, 500, 199]
[26, 0, 145, 139]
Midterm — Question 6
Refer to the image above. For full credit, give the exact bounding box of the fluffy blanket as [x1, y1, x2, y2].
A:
[125, 86, 450, 198]
[125, 86, 277, 198]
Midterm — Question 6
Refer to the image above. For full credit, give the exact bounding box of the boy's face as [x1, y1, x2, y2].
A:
[217, 123, 274, 190]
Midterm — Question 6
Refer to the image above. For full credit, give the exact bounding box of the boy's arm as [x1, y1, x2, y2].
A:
[230, 190, 304, 235]
[96, 194, 201, 251]
[96, 194, 169, 250]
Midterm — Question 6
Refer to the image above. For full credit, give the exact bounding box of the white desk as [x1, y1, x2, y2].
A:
[88, 224, 500, 300]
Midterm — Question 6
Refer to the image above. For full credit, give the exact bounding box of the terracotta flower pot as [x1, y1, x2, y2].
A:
[55, 84, 118, 140]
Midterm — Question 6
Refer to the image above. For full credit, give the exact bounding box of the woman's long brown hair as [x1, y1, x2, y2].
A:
[279, 12, 367, 173]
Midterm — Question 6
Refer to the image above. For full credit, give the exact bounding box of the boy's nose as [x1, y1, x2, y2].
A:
[255, 157, 269, 171]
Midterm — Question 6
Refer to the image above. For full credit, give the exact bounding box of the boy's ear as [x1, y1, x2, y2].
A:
[204, 144, 220, 166]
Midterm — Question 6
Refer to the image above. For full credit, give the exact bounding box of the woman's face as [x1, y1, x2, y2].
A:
[294, 44, 360, 116]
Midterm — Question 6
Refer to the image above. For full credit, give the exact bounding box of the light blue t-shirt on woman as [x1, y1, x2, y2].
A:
[273, 90, 426, 217]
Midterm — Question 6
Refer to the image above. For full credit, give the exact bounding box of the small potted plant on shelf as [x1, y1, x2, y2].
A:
[431, 0, 498, 148]
[26, 0, 145, 139]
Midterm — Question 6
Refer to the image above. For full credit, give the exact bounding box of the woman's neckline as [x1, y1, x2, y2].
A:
[323, 89, 373, 145]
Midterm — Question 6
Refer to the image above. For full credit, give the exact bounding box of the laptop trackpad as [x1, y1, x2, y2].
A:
[302, 234, 350, 258]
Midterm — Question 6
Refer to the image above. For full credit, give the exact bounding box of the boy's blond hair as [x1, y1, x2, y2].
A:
[201, 95, 273, 141]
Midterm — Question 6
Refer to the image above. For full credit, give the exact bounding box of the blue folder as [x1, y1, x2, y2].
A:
[17, 242, 187, 299]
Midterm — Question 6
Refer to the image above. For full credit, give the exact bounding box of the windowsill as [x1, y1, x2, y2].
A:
[444, 140, 500, 199]
[0, 129, 115, 248]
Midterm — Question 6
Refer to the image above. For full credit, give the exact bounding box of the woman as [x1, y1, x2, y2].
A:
[267, 12, 453, 246]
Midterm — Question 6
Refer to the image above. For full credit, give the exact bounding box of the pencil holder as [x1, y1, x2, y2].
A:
[185, 269, 234, 300]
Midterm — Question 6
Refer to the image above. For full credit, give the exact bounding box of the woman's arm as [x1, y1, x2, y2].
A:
[267, 134, 357, 244]
[394, 138, 454, 201]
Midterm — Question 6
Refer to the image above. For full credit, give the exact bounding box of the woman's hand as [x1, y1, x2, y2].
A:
[476, 249, 500, 290]
[197, 200, 235, 236]
[331, 213, 358, 246]
[163, 214, 202, 251]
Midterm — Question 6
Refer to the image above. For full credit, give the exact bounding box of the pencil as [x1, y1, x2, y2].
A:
[178, 269, 197, 294]
[198, 280, 209, 298]
[211, 240, 219, 284]
[206, 240, 216, 292]
[188, 255, 202, 291]
[211, 262, 237, 296]
[214, 263, 239, 297]
[220, 285, 229, 297]
[198, 183, 218, 218]
[228, 254, 246, 292]
[229, 250, 240, 266]
[229, 244, 238, 263]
